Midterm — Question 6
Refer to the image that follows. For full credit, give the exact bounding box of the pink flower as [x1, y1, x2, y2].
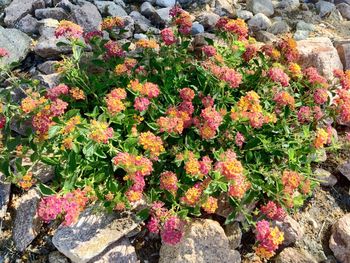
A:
[37, 195, 64, 222]
[0, 116, 6, 129]
[161, 28, 177, 45]
[161, 216, 184, 245]
[268, 67, 290, 87]
[104, 40, 125, 58]
[304, 67, 327, 86]
[55, 20, 83, 39]
[202, 45, 217, 57]
[243, 44, 258, 62]
[256, 220, 271, 242]
[147, 216, 160, 233]
[297, 106, 312, 123]
[179, 88, 195, 101]
[313, 88, 328, 104]
[221, 67, 242, 88]
[84, 31, 103, 42]
[235, 132, 245, 148]
[260, 201, 286, 221]
[50, 99, 68, 116]
[47, 84, 69, 100]
[134, 97, 150, 111]
[0, 48, 9, 58]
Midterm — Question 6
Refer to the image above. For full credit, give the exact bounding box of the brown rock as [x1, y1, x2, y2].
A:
[159, 219, 241, 263]
[335, 39, 350, 70]
[329, 213, 350, 263]
[297, 37, 343, 79]
[275, 247, 318, 263]
[274, 215, 304, 246]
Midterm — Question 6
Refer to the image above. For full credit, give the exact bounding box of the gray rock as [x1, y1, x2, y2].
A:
[52, 207, 139, 263]
[336, 0, 350, 4]
[316, 0, 336, 17]
[134, 33, 148, 40]
[37, 60, 58, 74]
[197, 12, 220, 31]
[338, 162, 350, 181]
[274, 215, 304, 246]
[35, 73, 61, 88]
[329, 214, 350, 263]
[294, 29, 309, 40]
[337, 3, 350, 20]
[156, 0, 175, 7]
[296, 21, 315, 31]
[314, 168, 337, 187]
[224, 222, 242, 250]
[159, 219, 241, 263]
[248, 13, 272, 31]
[94, 1, 127, 17]
[4, 0, 45, 27]
[247, 0, 274, 16]
[92, 237, 139, 263]
[214, 0, 236, 17]
[71, 0, 102, 32]
[275, 247, 318, 263]
[0, 173, 10, 219]
[35, 8, 68, 20]
[237, 9, 253, 21]
[0, 0, 11, 8]
[279, 0, 300, 11]
[57, 0, 75, 12]
[254, 30, 278, 42]
[0, 26, 32, 67]
[129, 11, 151, 33]
[34, 19, 71, 58]
[16, 14, 39, 35]
[140, 2, 156, 17]
[268, 20, 290, 35]
[13, 189, 42, 252]
[49, 251, 69, 263]
[191, 22, 205, 35]
[154, 7, 172, 26]
[117, 15, 134, 39]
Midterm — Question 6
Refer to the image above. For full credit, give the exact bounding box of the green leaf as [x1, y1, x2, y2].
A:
[41, 156, 59, 165]
[38, 183, 56, 196]
[48, 125, 61, 139]
[136, 208, 149, 221]
[224, 210, 238, 225]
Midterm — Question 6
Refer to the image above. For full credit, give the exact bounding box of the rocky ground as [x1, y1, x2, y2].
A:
[1, 0, 350, 262]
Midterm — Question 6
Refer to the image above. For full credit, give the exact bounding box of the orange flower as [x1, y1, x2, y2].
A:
[70, 88, 85, 100]
[313, 128, 328, 149]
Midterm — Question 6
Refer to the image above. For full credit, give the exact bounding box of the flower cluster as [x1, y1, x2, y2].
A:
[161, 28, 177, 45]
[147, 202, 185, 245]
[55, 20, 83, 39]
[37, 189, 88, 226]
[100, 16, 124, 30]
[260, 201, 286, 221]
[89, 120, 114, 144]
[105, 88, 127, 115]
[268, 67, 290, 87]
[160, 171, 178, 196]
[216, 18, 248, 40]
[114, 58, 137, 76]
[139, 131, 165, 158]
[0, 48, 9, 58]
[254, 220, 284, 259]
[18, 172, 36, 190]
[202, 60, 242, 89]
[104, 40, 125, 58]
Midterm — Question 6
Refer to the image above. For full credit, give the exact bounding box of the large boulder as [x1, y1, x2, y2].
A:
[12, 188, 42, 252]
[159, 219, 241, 263]
[0, 26, 32, 67]
[297, 37, 343, 79]
[329, 213, 350, 263]
[274, 215, 304, 246]
[52, 207, 139, 263]
[4, 0, 45, 27]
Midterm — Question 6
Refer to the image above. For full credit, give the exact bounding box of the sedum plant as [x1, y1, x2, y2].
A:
[1, 7, 349, 259]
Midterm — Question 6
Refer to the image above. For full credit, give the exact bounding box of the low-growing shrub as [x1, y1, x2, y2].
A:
[1, 7, 349, 259]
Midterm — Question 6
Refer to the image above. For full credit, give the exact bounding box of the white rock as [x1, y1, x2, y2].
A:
[52, 207, 139, 263]
[297, 37, 343, 79]
[316, 0, 336, 17]
[237, 10, 253, 21]
[156, 0, 175, 7]
[159, 219, 241, 263]
[279, 0, 300, 11]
